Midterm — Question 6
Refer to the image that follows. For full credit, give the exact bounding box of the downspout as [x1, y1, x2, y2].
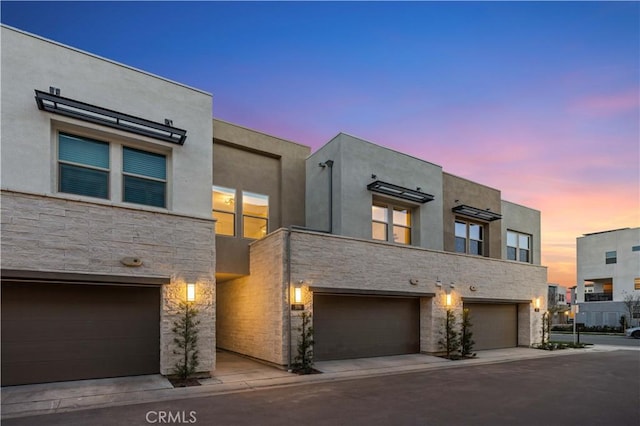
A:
[286, 226, 293, 371]
[319, 160, 334, 233]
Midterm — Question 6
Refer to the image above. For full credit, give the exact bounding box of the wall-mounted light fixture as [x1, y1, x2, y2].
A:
[445, 293, 452, 307]
[187, 283, 196, 302]
[186, 283, 196, 303]
[291, 280, 304, 310]
[435, 278, 442, 288]
[534, 297, 541, 312]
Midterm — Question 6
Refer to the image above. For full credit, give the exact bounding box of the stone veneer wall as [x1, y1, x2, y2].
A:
[0, 190, 216, 375]
[288, 229, 547, 353]
[216, 231, 288, 366]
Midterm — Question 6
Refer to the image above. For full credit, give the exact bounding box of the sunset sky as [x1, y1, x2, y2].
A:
[3, 1, 638, 287]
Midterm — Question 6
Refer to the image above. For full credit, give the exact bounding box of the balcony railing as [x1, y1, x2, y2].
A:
[584, 292, 613, 302]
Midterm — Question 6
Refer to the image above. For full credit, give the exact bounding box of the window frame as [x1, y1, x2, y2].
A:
[212, 185, 237, 237]
[371, 200, 412, 245]
[242, 190, 269, 240]
[121, 146, 167, 208]
[507, 230, 532, 263]
[455, 219, 484, 256]
[57, 132, 111, 199]
[605, 251, 617, 264]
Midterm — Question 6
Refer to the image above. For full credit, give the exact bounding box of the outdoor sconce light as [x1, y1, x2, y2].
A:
[435, 278, 442, 288]
[186, 283, 196, 303]
[534, 297, 541, 312]
[291, 280, 304, 311]
[445, 293, 452, 307]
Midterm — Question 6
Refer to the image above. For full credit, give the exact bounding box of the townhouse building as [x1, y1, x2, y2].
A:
[2, 25, 548, 386]
[1, 26, 216, 386]
[576, 227, 640, 327]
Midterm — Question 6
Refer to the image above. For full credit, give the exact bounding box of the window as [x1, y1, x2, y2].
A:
[122, 147, 166, 208]
[634, 278, 640, 290]
[455, 220, 483, 255]
[58, 133, 109, 199]
[242, 191, 268, 239]
[371, 202, 411, 244]
[632, 246, 640, 252]
[507, 230, 531, 263]
[605, 251, 617, 264]
[212, 185, 236, 236]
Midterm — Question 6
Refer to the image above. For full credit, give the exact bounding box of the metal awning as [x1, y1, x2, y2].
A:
[35, 89, 187, 145]
[452, 204, 502, 222]
[367, 180, 434, 203]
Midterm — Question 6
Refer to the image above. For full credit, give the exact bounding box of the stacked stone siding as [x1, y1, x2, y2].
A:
[0, 190, 216, 375]
[216, 231, 287, 366]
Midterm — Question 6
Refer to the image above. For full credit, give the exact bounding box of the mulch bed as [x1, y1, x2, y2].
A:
[168, 377, 202, 387]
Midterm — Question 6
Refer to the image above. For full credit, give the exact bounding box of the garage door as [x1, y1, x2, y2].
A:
[313, 294, 420, 361]
[1, 282, 160, 386]
[463, 303, 517, 350]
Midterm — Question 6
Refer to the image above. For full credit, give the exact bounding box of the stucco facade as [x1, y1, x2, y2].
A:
[1, 26, 215, 383]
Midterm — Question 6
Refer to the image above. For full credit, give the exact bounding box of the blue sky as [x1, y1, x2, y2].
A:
[2, 1, 639, 285]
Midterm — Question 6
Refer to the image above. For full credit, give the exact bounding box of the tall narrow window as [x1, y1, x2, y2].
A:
[243, 191, 268, 239]
[392, 207, 411, 244]
[372, 204, 388, 241]
[58, 133, 109, 199]
[212, 185, 236, 236]
[507, 230, 531, 263]
[455, 220, 484, 255]
[372, 201, 411, 245]
[605, 251, 617, 264]
[123, 147, 166, 208]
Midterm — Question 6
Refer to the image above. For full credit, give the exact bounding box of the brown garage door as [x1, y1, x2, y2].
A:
[463, 303, 517, 350]
[1, 282, 160, 386]
[313, 294, 420, 361]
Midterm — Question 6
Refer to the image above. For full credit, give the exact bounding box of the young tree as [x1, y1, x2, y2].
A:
[622, 293, 640, 327]
[173, 301, 200, 382]
[293, 311, 314, 374]
[439, 309, 460, 359]
[460, 308, 475, 358]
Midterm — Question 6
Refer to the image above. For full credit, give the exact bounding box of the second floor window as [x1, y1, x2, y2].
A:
[455, 220, 483, 255]
[58, 133, 110, 199]
[58, 132, 167, 208]
[507, 230, 531, 263]
[212, 185, 236, 236]
[605, 251, 617, 264]
[243, 191, 268, 239]
[372, 202, 411, 245]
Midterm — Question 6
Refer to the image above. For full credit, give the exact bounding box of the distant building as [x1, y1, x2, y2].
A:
[547, 283, 570, 324]
[576, 227, 640, 327]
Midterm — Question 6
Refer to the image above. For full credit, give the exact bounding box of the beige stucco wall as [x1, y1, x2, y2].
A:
[1, 26, 213, 219]
[212, 119, 309, 278]
[1, 191, 216, 375]
[442, 172, 502, 259]
[501, 200, 542, 265]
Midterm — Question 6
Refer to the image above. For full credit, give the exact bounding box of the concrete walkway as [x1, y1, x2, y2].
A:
[2, 345, 635, 419]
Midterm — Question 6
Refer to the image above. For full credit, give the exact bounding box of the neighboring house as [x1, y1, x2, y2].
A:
[0, 26, 215, 386]
[548, 283, 570, 324]
[576, 227, 640, 327]
[218, 132, 547, 368]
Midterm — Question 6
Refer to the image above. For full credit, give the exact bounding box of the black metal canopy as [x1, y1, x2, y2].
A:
[35, 89, 187, 145]
[452, 204, 502, 222]
[367, 180, 434, 203]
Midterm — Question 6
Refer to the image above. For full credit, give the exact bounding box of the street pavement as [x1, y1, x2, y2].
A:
[3, 350, 638, 426]
[551, 332, 640, 347]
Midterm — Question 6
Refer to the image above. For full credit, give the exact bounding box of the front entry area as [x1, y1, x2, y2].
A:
[1, 281, 161, 386]
[313, 293, 420, 361]
[463, 303, 518, 350]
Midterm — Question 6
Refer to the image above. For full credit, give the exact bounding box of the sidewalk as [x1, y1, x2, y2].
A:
[1, 345, 633, 419]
